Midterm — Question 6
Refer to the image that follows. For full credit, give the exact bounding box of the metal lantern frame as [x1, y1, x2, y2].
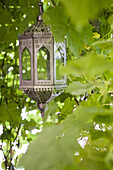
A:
[18, 1, 67, 104]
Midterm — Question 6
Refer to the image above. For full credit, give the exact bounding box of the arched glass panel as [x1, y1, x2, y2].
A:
[37, 46, 50, 80]
[55, 45, 64, 80]
[22, 48, 31, 80]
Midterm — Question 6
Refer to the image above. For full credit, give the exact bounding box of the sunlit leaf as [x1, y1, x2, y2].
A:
[92, 39, 113, 50]
[66, 81, 94, 95]
[63, 54, 113, 79]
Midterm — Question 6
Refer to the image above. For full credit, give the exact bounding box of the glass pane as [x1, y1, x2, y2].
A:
[37, 46, 50, 80]
[22, 48, 31, 80]
[55, 45, 64, 80]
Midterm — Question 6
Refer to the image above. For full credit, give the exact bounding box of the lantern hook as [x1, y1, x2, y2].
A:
[37, 1, 44, 21]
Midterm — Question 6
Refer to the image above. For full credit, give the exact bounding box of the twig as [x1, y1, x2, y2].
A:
[49, 0, 55, 8]
[13, 124, 21, 143]
[74, 96, 79, 106]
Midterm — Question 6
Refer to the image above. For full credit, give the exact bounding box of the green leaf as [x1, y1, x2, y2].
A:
[66, 24, 84, 55]
[63, 53, 113, 79]
[43, 4, 93, 55]
[3, 63, 11, 75]
[1, 129, 14, 140]
[66, 81, 94, 95]
[0, 8, 11, 25]
[80, 93, 100, 107]
[92, 39, 113, 50]
[44, 100, 58, 120]
[63, 0, 113, 28]
[90, 130, 110, 141]
[75, 106, 113, 129]
[108, 13, 113, 31]
[23, 119, 37, 131]
[19, 125, 63, 170]
[19, 116, 80, 170]
[2, 161, 5, 169]
[94, 114, 113, 124]
[0, 103, 21, 124]
[43, 4, 68, 42]
[105, 148, 113, 168]
[99, 93, 112, 109]
[60, 98, 76, 120]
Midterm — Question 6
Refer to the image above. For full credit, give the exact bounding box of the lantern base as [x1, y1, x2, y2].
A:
[20, 85, 66, 103]
[24, 90, 52, 103]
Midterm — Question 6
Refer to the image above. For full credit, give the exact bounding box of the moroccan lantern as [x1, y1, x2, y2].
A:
[18, 1, 67, 115]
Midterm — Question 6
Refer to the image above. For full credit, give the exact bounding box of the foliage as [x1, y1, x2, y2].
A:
[1, 0, 113, 170]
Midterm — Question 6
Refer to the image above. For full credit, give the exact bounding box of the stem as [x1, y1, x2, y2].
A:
[9, 139, 12, 170]
[49, 0, 55, 7]
[4, 155, 7, 170]
[74, 96, 79, 106]
[13, 124, 21, 143]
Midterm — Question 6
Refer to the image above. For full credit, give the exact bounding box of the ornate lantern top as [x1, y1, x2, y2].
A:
[20, 1, 51, 37]
[22, 21, 51, 36]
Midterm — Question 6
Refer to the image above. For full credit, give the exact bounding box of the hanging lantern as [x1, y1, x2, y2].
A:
[18, 1, 67, 111]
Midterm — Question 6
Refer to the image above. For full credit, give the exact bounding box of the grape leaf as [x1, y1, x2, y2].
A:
[80, 93, 100, 107]
[63, 0, 113, 28]
[63, 53, 113, 79]
[92, 39, 113, 50]
[0, 103, 21, 124]
[90, 130, 110, 141]
[66, 81, 94, 95]
[75, 106, 113, 129]
[105, 149, 113, 168]
[60, 97, 76, 120]
[19, 115, 80, 170]
[43, 4, 93, 55]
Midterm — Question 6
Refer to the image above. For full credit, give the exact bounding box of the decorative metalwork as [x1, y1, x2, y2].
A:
[23, 21, 51, 36]
[24, 90, 52, 103]
[18, 1, 67, 108]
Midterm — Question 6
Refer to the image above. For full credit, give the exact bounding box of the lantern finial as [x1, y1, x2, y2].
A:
[37, 1, 43, 21]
